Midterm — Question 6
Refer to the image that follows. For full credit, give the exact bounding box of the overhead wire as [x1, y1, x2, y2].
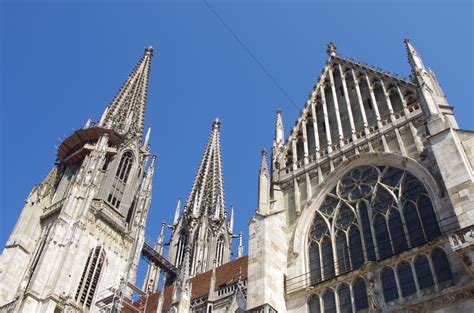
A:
[202, 0, 300, 112]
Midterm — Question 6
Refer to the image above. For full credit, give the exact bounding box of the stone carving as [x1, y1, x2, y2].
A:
[367, 271, 381, 312]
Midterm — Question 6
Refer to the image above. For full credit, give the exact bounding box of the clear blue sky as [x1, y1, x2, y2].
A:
[1, 0, 473, 288]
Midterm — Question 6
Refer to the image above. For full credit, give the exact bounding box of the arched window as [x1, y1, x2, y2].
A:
[349, 227, 364, 269]
[358, 201, 376, 261]
[431, 248, 453, 283]
[215, 235, 225, 266]
[403, 201, 425, 247]
[375, 214, 392, 259]
[336, 231, 350, 275]
[381, 267, 399, 302]
[308, 165, 442, 286]
[75, 247, 105, 309]
[107, 152, 134, 212]
[397, 261, 417, 297]
[414, 255, 434, 290]
[337, 284, 352, 313]
[388, 209, 408, 254]
[308, 295, 321, 313]
[418, 195, 441, 240]
[353, 279, 369, 311]
[322, 238, 335, 280]
[322, 289, 336, 313]
[309, 242, 321, 285]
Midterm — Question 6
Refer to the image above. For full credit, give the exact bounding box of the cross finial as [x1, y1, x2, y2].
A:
[144, 46, 154, 56]
[327, 42, 337, 56]
[213, 118, 221, 129]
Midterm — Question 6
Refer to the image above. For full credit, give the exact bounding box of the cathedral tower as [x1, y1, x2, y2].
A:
[164, 119, 233, 281]
[0, 47, 156, 312]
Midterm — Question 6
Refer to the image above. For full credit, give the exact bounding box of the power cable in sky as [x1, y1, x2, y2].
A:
[202, 0, 300, 112]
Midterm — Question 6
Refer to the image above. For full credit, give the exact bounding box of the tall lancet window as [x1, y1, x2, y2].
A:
[215, 235, 225, 267]
[75, 246, 106, 309]
[175, 232, 188, 267]
[107, 152, 133, 212]
[308, 165, 443, 287]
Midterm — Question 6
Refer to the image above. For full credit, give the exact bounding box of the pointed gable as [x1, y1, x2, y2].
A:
[275, 42, 421, 173]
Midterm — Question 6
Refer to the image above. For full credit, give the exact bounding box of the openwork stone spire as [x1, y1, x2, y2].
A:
[185, 118, 226, 220]
[102, 46, 153, 140]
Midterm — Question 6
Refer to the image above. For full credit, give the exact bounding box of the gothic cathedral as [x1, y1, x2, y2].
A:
[1, 38, 474, 313]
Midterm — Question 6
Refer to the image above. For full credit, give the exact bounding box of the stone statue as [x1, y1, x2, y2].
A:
[367, 271, 381, 312]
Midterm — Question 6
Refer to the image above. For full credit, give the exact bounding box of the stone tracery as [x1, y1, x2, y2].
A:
[307, 165, 451, 311]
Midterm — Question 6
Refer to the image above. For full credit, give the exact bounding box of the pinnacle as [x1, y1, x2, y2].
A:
[327, 41, 337, 56]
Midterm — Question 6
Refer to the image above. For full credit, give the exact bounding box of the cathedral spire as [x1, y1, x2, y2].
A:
[103, 47, 153, 140]
[274, 109, 285, 148]
[185, 119, 226, 221]
[404, 38, 425, 71]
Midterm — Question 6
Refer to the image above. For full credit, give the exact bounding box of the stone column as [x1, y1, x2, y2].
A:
[301, 119, 309, 164]
[329, 67, 344, 147]
[338, 64, 357, 143]
[379, 79, 395, 122]
[292, 138, 298, 170]
[364, 73, 382, 128]
[310, 100, 321, 158]
[351, 69, 369, 135]
[396, 86, 410, 115]
[320, 85, 333, 153]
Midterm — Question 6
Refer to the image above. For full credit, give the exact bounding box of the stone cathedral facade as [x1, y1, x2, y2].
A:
[0, 47, 157, 312]
[247, 40, 474, 312]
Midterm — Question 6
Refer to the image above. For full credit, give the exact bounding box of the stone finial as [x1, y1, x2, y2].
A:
[261, 148, 267, 157]
[144, 45, 154, 56]
[213, 118, 221, 129]
[327, 42, 337, 56]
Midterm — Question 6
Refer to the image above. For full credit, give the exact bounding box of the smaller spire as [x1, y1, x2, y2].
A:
[258, 148, 271, 215]
[259, 149, 269, 176]
[229, 206, 234, 233]
[143, 125, 152, 148]
[327, 42, 337, 57]
[83, 117, 92, 129]
[143, 154, 157, 191]
[237, 232, 243, 258]
[274, 109, 284, 147]
[98, 106, 108, 127]
[157, 222, 166, 249]
[404, 38, 425, 70]
[173, 197, 181, 225]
